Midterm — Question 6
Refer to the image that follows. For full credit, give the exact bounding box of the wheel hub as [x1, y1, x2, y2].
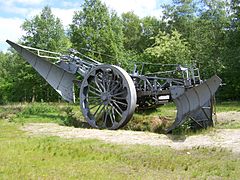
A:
[101, 92, 110, 104]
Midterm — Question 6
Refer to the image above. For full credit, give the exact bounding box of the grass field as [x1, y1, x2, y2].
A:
[0, 120, 240, 179]
[0, 102, 240, 179]
[216, 101, 240, 112]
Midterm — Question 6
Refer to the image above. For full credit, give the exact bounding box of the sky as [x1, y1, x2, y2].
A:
[0, 0, 172, 52]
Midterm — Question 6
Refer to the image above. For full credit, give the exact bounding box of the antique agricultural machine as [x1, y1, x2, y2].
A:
[7, 40, 222, 132]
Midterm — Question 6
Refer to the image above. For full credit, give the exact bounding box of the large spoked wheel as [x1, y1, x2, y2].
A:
[80, 65, 137, 130]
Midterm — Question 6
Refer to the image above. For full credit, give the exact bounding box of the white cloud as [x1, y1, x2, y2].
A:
[26, 8, 42, 18]
[11, 7, 76, 28]
[62, 1, 82, 8]
[52, 8, 77, 27]
[101, 0, 162, 18]
[7, 0, 44, 5]
[0, 17, 25, 52]
[0, 7, 77, 52]
[150, 8, 164, 18]
[25, 8, 76, 28]
[1, 4, 28, 16]
[0, 1, 42, 17]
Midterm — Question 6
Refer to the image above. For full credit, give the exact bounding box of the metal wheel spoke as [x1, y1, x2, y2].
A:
[89, 89, 101, 97]
[89, 100, 103, 110]
[89, 104, 100, 110]
[96, 75, 105, 92]
[89, 84, 101, 93]
[111, 107, 116, 122]
[111, 104, 122, 117]
[112, 91, 126, 97]
[88, 98, 101, 105]
[95, 104, 105, 119]
[112, 96, 126, 100]
[112, 84, 124, 94]
[102, 71, 108, 89]
[106, 80, 111, 92]
[112, 101, 123, 114]
[93, 103, 103, 117]
[109, 82, 121, 94]
[88, 96, 101, 103]
[107, 71, 115, 91]
[109, 79, 115, 91]
[103, 106, 109, 127]
[88, 98, 101, 104]
[109, 108, 114, 124]
[88, 96, 101, 100]
[111, 99, 128, 106]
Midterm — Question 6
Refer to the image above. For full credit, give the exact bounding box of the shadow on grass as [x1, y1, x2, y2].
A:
[12, 112, 92, 129]
[135, 108, 159, 115]
[166, 134, 187, 141]
[62, 117, 91, 129]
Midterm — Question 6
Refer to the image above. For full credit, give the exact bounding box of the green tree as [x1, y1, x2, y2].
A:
[22, 6, 70, 51]
[139, 16, 161, 51]
[162, 0, 196, 37]
[122, 12, 161, 53]
[69, 0, 125, 65]
[0, 52, 10, 104]
[121, 12, 142, 52]
[144, 30, 191, 65]
[191, 0, 230, 77]
[221, 0, 240, 99]
[162, 0, 230, 78]
[0, 52, 31, 103]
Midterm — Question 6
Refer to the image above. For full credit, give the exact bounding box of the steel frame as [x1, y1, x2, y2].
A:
[6, 40, 222, 132]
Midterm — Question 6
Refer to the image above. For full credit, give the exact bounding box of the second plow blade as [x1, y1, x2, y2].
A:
[168, 75, 222, 133]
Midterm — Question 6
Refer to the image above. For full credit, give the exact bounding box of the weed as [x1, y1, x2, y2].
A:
[62, 106, 90, 128]
[19, 103, 58, 116]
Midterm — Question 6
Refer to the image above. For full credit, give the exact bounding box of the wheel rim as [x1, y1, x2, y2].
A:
[80, 65, 136, 129]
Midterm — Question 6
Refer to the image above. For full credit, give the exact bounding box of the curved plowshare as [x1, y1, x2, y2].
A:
[6, 40, 222, 132]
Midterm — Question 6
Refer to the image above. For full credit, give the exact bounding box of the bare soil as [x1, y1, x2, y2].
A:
[217, 111, 240, 122]
[22, 112, 240, 154]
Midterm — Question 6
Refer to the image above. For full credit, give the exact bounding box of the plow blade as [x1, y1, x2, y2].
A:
[6, 40, 76, 103]
[168, 75, 222, 132]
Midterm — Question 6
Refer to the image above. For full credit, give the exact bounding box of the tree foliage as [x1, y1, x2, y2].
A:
[145, 30, 191, 65]
[220, 0, 240, 99]
[69, 0, 124, 65]
[121, 12, 142, 52]
[21, 6, 70, 51]
[121, 12, 161, 53]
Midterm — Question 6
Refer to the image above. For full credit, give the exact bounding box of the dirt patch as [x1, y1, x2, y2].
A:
[217, 111, 240, 122]
[22, 122, 240, 154]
